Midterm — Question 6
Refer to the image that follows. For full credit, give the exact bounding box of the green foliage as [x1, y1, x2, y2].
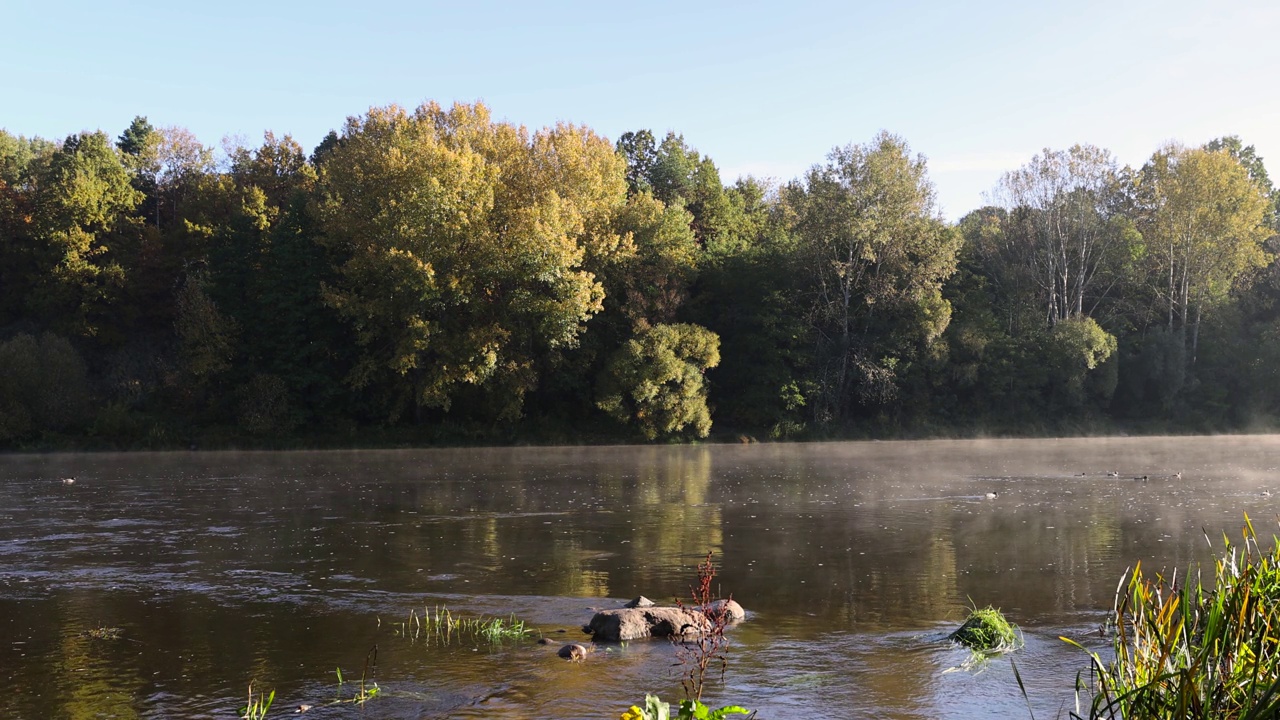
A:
[0, 129, 56, 186]
[689, 181, 810, 435]
[116, 116, 155, 158]
[1049, 316, 1118, 407]
[607, 191, 699, 327]
[236, 374, 297, 436]
[616, 130, 732, 245]
[621, 696, 752, 720]
[175, 272, 238, 386]
[617, 130, 658, 196]
[787, 131, 960, 424]
[623, 695, 672, 720]
[6, 107, 1280, 444]
[395, 605, 531, 645]
[315, 102, 628, 423]
[0, 332, 91, 441]
[26, 131, 142, 338]
[333, 663, 380, 705]
[949, 605, 1023, 653]
[597, 323, 721, 440]
[1067, 517, 1280, 719]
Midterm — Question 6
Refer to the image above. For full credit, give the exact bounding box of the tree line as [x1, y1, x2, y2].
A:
[0, 103, 1276, 447]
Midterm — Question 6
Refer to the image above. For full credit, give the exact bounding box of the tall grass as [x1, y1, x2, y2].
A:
[1066, 515, 1280, 719]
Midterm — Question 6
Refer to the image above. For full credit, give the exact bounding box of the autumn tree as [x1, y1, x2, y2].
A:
[1204, 135, 1277, 229]
[606, 192, 699, 329]
[1137, 144, 1273, 364]
[616, 130, 731, 245]
[0, 132, 54, 324]
[315, 102, 629, 422]
[24, 132, 142, 339]
[117, 122, 214, 233]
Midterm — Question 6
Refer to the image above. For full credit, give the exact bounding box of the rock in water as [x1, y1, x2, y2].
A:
[624, 595, 656, 608]
[703, 598, 745, 622]
[585, 607, 711, 642]
[558, 643, 590, 661]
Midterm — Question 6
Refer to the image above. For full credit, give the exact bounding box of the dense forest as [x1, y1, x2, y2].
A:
[1, 103, 1277, 448]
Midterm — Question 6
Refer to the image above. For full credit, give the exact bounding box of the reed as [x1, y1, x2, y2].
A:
[1066, 515, 1280, 719]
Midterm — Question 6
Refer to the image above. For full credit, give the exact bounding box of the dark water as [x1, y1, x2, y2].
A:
[2, 437, 1279, 719]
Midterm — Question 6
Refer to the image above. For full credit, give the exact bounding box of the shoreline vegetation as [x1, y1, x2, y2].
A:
[1066, 516, 1280, 719]
[8, 420, 1280, 455]
[2, 105, 1279, 452]
[233, 522, 1280, 718]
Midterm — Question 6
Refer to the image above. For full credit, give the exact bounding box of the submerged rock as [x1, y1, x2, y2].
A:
[558, 642, 591, 661]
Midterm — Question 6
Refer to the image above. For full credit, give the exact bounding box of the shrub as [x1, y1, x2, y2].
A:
[0, 332, 90, 440]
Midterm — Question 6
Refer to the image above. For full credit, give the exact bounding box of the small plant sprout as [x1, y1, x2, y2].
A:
[334, 645, 381, 705]
[620, 694, 752, 720]
[239, 681, 274, 720]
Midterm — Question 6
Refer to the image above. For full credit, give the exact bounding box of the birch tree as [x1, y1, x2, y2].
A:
[988, 145, 1132, 326]
[1138, 144, 1272, 364]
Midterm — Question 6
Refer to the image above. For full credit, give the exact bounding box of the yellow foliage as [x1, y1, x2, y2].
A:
[315, 102, 629, 420]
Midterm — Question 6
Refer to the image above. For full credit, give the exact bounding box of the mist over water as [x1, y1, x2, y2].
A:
[2, 437, 1278, 718]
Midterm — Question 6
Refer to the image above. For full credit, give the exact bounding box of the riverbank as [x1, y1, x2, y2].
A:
[6, 411, 1280, 454]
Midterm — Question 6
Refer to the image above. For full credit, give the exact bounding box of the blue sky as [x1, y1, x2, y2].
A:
[5, 0, 1277, 219]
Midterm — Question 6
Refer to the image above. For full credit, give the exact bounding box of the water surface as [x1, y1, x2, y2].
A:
[2, 437, 1278, 718]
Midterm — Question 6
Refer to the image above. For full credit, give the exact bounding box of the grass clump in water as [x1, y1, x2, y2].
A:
[394, 605, 531, 645]
[82, 626, 124, 641]
[1066, 514, 1280, 719]
[949, 605, 1023, 653]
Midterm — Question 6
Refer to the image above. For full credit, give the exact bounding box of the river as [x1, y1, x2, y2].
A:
[2, 436, 1278, 718]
